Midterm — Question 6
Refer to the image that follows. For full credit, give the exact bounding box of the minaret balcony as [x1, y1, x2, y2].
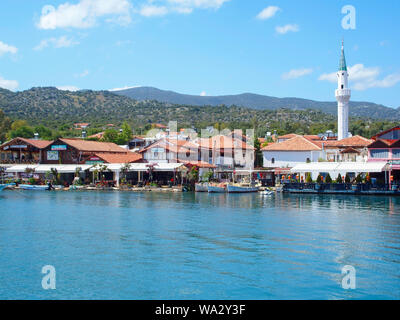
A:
[335, 89, 351, 98]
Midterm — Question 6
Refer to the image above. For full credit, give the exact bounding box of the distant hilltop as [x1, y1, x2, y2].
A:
[112, 86, 400, 120]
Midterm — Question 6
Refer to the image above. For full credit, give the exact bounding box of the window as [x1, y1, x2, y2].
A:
[306, 158, 311, 163]
[341, 85, 344, 89]
[271, 158, 275, 164]
[370, 149, 389, 159]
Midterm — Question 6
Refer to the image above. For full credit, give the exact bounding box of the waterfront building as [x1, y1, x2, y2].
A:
[262, 135, 325, 168]
[335, 41, 351, 140]
[196, 135, 255, 171]
[368, 126, 400, 183]
[0, 137, 52, 164]
[42, 138, 132, 164]
[262, 134, 372, 169]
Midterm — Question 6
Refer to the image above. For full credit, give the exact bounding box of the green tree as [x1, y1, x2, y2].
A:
[8, 126, 35, 139]
[316, 174, 323, 184]
[101, 128, 120, 144]
[306, 172, 313, 183]
[254, 137, 263, 167]
[0, 109, 12, 143]
[336, 173, 343, 183]
[345, 173, 351, 183]
[325, 173, 332, 184]
[117, 121, 133, 145]
[34, 125, 53, 140]
[11, 120, 28, 131]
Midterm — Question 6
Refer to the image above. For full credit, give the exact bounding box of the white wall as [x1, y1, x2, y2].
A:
[263, 150, 323, 168]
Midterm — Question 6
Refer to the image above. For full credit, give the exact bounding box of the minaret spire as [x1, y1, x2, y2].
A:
[339, 40, 347, 71]
[335, 40, 351, 141]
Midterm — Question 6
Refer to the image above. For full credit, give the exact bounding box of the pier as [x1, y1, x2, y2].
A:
[283, 182, 400, 196]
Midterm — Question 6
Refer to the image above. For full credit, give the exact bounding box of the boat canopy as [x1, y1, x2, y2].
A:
[290, 162, 389, 174]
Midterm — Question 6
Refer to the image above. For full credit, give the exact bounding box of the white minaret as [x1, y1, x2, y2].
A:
[335, 41, 351, 141]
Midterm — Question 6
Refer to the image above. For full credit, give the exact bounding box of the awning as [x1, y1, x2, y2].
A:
[6, 165, 39, 173]
[89, 163, 184, 172]
[6, 164, 93, 174]
[290, 162, 389, 174]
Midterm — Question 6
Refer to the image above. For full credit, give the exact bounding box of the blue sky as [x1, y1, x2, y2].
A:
[0, 0, 399, 107]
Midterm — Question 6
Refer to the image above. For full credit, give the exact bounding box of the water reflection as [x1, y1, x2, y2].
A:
[0, 190, 400, 299]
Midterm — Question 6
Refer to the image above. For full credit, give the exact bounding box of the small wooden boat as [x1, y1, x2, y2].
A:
[195, 183, 209, 192]
[227, 184, 259, 193]
[18, 184, 49, 191]
[0, 184, 14, 192]
[208, 183, 226, 193]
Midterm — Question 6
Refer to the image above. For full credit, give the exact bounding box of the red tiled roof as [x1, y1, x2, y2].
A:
[94, 152, 142, 163]
[1, 137, 53, 150]
[178, 160, 217, 169]
[197, 135, 255, 150]
[278, 133, 299, 139]
[58, 138, 127, 153]
[262, 136, 321, 151]
[140, 139, 192, 154]
[325, 135, 372, 147]
[88, 132, 104, 139]
[340, 147, 361, 154]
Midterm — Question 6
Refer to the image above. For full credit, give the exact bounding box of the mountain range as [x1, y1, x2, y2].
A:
[113, 86, 400, 120]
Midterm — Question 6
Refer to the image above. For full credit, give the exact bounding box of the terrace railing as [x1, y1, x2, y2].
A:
[283, 182, 392, 192]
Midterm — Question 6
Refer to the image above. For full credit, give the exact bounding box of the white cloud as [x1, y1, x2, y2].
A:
[109, 85, 142, 91]
[57, 86, 80, 91]
[34, 36, 79, 50]
[140, 5, 169, 17]
[0, 41, 18, 56]
[138, 0, 230, 17]
[75, 70, 89, 78]
[0, 76, 19, 91]
[200, 91, 207, 96]
[318, 64, 400, 90]
[256, 6, 280, 20]
[37, 0, 132, 29]
[167, 0, 230, 9]
[276, 24, 299, 34]
[282, 68, 313, 80]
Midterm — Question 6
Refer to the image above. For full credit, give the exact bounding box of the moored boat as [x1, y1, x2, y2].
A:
[0, 183, 15, 192]
[226, 184, 259, 193]
[195, 183, 209, 192]
[18, 184, 49, 191]
[208, 183, 226, 193]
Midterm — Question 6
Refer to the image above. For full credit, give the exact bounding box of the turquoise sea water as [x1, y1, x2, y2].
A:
[0, 190, 399, 300]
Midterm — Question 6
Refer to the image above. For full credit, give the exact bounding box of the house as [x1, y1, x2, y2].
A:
[262, 135, 324, 168]
[128, 136, 146, 150]
[0, 137, 53, 164]
[196, 135, 255, 170]
[41, 138, 129, 164]
[74, 123, 90, 130]
[262, 134, 372, 168]
[368, 126, 400, 182]
[320, 135, 372, 162]
[140, 139, 199, 164]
